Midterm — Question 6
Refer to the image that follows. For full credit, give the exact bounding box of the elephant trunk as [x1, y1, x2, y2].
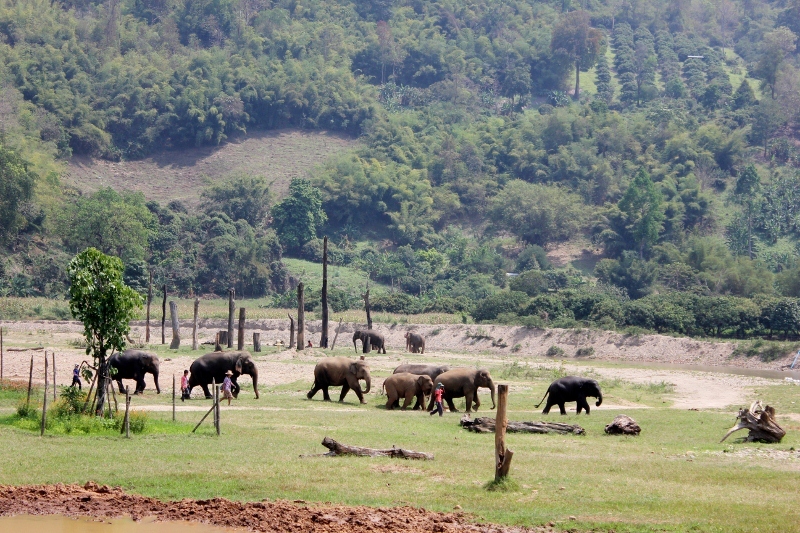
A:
[362, 375, 371, 394]
[251, 368, 260, 399]
[488, 378, 496, 410]
[153, 368, 161, 394]
[596, 390, 602, 407]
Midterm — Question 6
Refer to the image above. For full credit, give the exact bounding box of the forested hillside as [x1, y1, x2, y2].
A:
[3, 0, 800, 337]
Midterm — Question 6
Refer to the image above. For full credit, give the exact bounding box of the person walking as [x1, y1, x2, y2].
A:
[71, 365, 82, 390]
[180, 369, 190, 401]
[222, 370, 234, 406]
[429, 383, 445, 416]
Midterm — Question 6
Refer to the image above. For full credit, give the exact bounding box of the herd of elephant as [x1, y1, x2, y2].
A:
[108, 327, 604, 415]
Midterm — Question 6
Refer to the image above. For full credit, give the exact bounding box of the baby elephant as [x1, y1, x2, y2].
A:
[382, 373, 434, 410]
[536, 376, 603, 415]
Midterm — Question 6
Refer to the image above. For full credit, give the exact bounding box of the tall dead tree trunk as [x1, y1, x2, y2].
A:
[297, 283, 305, 351]
[288, 314, 295, 349]
[192, 298, 199, 350]
[237, 307, 246, 350]
[227, 289, 235, 348]
[495, 384, 513, 481]
[362, 283, 372, 330]
[161, 285, 167, 345]
[320, 236, 329, 348]
[169, 301, 181, 349]
[145, 271, 152, 343]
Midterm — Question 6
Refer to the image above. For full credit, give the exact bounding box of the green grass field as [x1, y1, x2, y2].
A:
[1, 355, 798, 533]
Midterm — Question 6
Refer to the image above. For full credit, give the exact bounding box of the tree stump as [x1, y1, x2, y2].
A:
[288, 314, 295, 349]
[494, 384, 513, 481]
[604, 415, 641, 436]
[217, 331, 228, 349]
[168, 301, 181, 349]
[308, 437, 434, 460]
[460, 415, 585, 435]
[720, 400, 786, 443]
[297, 283, 305, 352]
[253, 333, 261, 352]
[237, 307, 246, 350]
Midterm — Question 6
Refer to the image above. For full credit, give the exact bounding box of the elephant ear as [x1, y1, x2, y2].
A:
[235, 356, 243, 374]
[349, 362, 358, 375]
[418, 375, 428, 386]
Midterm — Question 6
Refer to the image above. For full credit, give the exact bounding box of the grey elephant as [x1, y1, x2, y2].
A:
[431, 368, 496, 413]
[188, 351, 260, 399]
[352, 329, 386, 354]
[307, 356, 372, 403]
[382, 373, 434, 410]
[404, 332, 425, 353]
[535, 376, 603, 415]
[391, 363, 450, 409]
[108, 350, 161, 395]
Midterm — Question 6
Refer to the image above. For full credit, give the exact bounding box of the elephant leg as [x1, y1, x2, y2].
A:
[135, 377, 146, 394]
[386, 392, 396, 410]
[474, 392, 481, 411]
[401, 391, 414, 410]
[201, 384, 212, 399]
[445, 397, 458, 413]
[322, 386, 331, 402]
[231, 380, 240, 398]
[578, 397, 591, 414]
[307, 383, 321, 399]
[339, 383, 351, 402]
[558, 402, 567, 415]
[542, 401, 552, 414]
[412, 396, 422, 410]
[427, 396, 435, 411]
[116, 380, 125, 395]
[465, 391, 474, 413]
[353, 384, 366, 404]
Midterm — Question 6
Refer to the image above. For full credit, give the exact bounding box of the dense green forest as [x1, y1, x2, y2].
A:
[4, 0, 800, 337]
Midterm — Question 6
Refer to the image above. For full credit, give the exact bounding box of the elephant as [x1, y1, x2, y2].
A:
[352, 329, 386, 354]
[430, 368, 496, 414]
[188, 351, 260, 400]
[108, 350, 161, 395]
[307, 356, 372, 403]
[391, 363, 450, 409]
[535, 376, 603, 415]
[382, 373, 434, 410]
[404, 332, 425, 353]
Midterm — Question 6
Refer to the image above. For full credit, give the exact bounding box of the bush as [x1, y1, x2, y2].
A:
[53, 386, 88, 418]
[471, 291, 529, 322]
[371, 293, 424, 314]
[521, 294, 573, 322]
[546, 346, 565, 357]
[509, 270, 550, 296]
[575, 347, 595, 357]
[423, 296, 473, 314]
[128, 411, 149, 434]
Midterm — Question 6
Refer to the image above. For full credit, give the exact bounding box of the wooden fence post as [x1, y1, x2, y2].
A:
[237, 307, 246, 350]
[145, 271, 152, 343]
[1, 327, 4, 381]
[320, 236, 329, 348]
[330, 318, 343, 350]
[297, 283, 305, 351]
[26, 354, 33, 408]
[227, 289, 235, 348]
[253, 333, 261, 352]
[172, 374, 176, 422]
[495, 384, 513, 481]
[215, 384, 221, 436]
[215, 332, 222, 352]
[123, 387, 131, 438]
[161, 284, 167, 345]
[52, 351, 56, 401]
[217, 331, 228, 349]
[192, 298, 199, 350]
[288, 314, 295, 349]
[40, 353, 48, 437]
[169, 301, 181, 349]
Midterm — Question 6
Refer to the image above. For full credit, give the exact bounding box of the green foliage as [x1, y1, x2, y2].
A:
[472, 291, 528, 322]
[545, 345, 565, 357]
[271, 179, 327, 252]
[0, 145, 37, 244]
[201, 175, 272, 228]
[618, 168, 664, 257]
[550, 10, 604, 98]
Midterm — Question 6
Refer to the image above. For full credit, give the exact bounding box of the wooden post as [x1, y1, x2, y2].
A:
[288, 314, 295, 349]
[172, 374, 176, 422]
[145, 271, 152, 343]
[237, 307, 246, 350]
[123, 387, 131, 438]
[362, 283, 372, 330]
[495, 384, 513, 481]
[40, 353, 48, 436]
[212, 378, 217, 432]
[192, 298, 199, 350]
[217, 331, 228, 348]
[320, 236, 329, 348]
[296, 283, 305, 351]
[227, 289, 235, 348]
[52, 351, 56, 401]
[330, 318, 343, 350]
[363, 335, 371, 353]
[1, 327, 4, 381]
[215, 384, 221, 436]
[215, 332, 222, 352]
[26, 354, 33, 408]
[169, 301, 181, 349]
[161, 284, 167, 344]
[253, 333, 261, 352]
[82, 371, 97, 414]
[191, 401, 217, 433]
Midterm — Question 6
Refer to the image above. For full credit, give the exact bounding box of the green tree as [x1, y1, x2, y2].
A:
[551, 10, 604, 100]
[732, 79, 757, 110]
[271, 179, 327, 252]
[750, 98, 786, 157]
[201, 175, 272, 228]
[618, 168, 664, 258]
[68, 248, 143, 416]
[732, 164, 761, 258]
[754, 27, 797, 99]
[0, 145, 37, 244]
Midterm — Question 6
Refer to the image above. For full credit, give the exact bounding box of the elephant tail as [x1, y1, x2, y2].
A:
[534, 389, 549, 408]
[380, 381, 386, 396]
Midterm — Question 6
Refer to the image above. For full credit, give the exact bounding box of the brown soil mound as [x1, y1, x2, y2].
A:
[0, 483, 550, 533]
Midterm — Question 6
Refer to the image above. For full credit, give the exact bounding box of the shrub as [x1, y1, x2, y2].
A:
[371, 292, 423, 314]
[509, 270, 550, 296]
[424, 296, 473, 314]
[576, 347, 595, 357]
[521, 294, 573, 322]
[471, 291, 529, 322]
[128, 411, 149, 434]
[546, 345, 565, 357]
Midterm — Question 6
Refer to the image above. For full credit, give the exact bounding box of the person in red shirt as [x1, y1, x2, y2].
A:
[180, 369, 190, 401]
[429, 383, 445, 416]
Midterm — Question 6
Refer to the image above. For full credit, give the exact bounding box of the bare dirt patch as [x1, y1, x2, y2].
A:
[63, 129, 355, 206]
[0, 483, 551, 533]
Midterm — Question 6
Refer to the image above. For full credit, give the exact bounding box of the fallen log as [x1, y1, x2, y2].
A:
[604, 414, 641, 436]
[720, 400, 786, 443]
[460, 415, 585, 435]
[304, 437, 434, 460]
[8, 347, 44, 352]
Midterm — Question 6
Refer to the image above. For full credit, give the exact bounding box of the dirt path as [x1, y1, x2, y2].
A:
[0, 483, 550, 533]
